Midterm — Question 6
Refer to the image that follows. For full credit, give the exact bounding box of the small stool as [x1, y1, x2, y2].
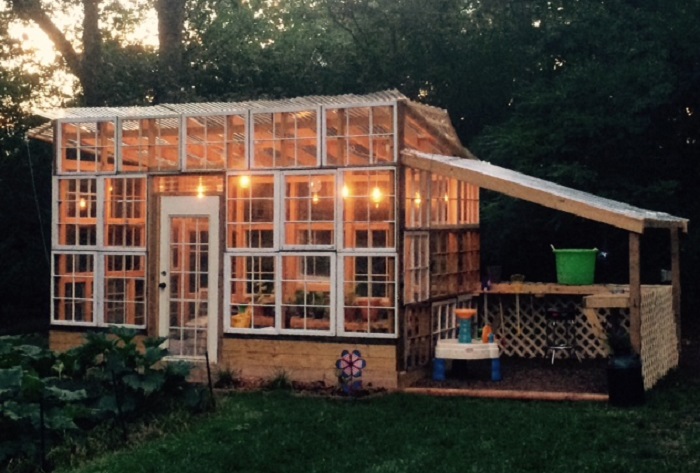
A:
[545, 308, 581, 364]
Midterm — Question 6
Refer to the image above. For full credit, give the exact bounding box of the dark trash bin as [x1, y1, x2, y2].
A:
[607, 355, 645, 407]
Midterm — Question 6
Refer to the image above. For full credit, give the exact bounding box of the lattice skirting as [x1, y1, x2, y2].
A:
[402, 287, 679, 392]
[640, 286, 678, 390]
[481, 294, 618, 359]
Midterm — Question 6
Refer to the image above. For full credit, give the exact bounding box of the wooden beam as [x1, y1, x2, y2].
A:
[671, 227, 681, 349]
[401, 152, 647, 233]
[629, 233, 642, 354]
[401, 151, 688, 234]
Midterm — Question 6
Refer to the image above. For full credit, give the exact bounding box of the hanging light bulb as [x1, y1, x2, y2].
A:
[310, 178, 320, 205]
[341, 184, 350, 199]
[371, 186, 382, 207]
[444, 192, 449, 203]
[414, 191, 422, 207]
[239, 175, 251, 189]
[79, 198, 87, 210]
[197, 177, 205, 199]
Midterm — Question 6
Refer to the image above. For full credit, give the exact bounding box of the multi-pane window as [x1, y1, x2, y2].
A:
[284, 173, 335, 247]
[105, 177, 146, 247]
[57, 178, 97, 246]
[342, 169, 395, 249]
[404, 232, 430, 303]
[280, 254, 333, 333]
[342, 255, 396, 335]
[104, 254, 146, 326]
[252, 110, 318, 168]
[121, 117, 180, 172]
[227, 255, 276, 330]
[186, 114, 246, 170]
[52, 253, 95, 324]
[227, 174, 275, 249]
[59, 121, 116, 173]
[405, 167, 429, 228]
[431, 175, 479, 226]
[326, 105, 394, 166]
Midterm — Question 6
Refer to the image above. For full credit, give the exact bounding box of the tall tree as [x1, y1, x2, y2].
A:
[7, 0, 188, 106]
[154, 0, 187, 103]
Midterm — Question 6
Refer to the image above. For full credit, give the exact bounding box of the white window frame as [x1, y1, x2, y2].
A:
[55, 118, 119, 175]
[337, 253, 398, 339]
[250, 106, 321, 169]
[338, 166, 396, 253]
[224, 253, 279, 334]
[403, 231, 430, 304]
[282, 170, 336, 251]
[279, 252, 336, 336]
[51, 174, 148, 329]
[225, 171, 280, 251]
[182, 110, 249, 171]
[117, 113, 182, 173]
[321, 101, 398, 167]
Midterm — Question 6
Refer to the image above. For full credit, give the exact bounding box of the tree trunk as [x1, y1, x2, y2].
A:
[81, 0, 103, 106]
[154, 0, 187, 103]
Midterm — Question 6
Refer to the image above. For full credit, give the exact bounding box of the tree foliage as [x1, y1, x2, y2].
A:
[2, 0, 700, 326]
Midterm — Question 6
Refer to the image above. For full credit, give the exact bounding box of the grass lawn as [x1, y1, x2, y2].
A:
[58, 373, 700, 473]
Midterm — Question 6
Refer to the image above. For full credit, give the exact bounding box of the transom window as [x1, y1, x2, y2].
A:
[252, 110, 318, 168]
[326, 105, 394, 166]
[121, 117, 180, 172]
[59, 121, 116, 173]
[186, 114, 246, 170]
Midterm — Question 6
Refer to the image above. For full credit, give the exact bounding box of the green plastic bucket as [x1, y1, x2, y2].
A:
[552, 247, 598, 285]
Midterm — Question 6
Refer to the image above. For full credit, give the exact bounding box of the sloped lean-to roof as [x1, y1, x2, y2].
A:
[402, 150, 688, 234]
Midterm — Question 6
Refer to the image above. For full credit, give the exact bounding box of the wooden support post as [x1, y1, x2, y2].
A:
[629, 232, 642, 354]
[670, 227, 681, 350]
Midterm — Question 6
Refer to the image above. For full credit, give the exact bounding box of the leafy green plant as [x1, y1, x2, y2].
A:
[60, 327, 210, 426]
[0, 335, 87, 470]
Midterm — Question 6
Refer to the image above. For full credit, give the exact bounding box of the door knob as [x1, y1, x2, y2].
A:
[159, 282, 167, 289]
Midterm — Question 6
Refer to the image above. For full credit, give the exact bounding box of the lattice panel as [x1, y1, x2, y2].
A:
[640, 286, 678, 390]
[482, 294, 619, 359]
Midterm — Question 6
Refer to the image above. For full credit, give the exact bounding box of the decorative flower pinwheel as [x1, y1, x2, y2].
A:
[336, 349, 366, 394]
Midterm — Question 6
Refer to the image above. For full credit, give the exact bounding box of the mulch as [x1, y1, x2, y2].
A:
[411, 357, 609, 394]
[411, 336, 700, 396]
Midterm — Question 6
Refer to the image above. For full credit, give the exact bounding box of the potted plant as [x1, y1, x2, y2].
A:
[606, 322, 645, 407]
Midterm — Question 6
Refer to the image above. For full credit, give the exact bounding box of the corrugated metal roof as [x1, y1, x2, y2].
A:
[34, 90, 408, 121]
[402, 150, 688, 233]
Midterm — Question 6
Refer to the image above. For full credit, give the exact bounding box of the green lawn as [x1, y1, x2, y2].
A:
[58, 374, 700, 473]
